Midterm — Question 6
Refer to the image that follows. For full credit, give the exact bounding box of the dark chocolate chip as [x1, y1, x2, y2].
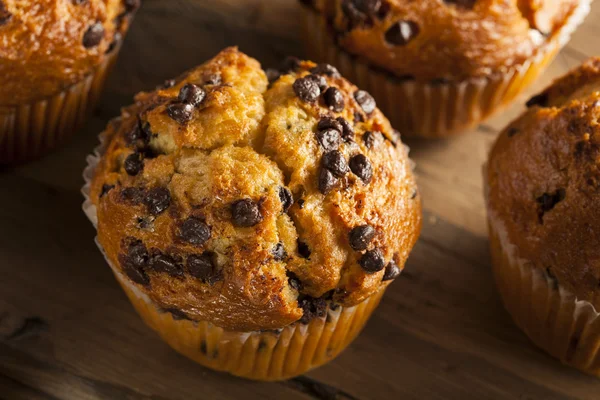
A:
[317, 129, 341, 151]
[293, 77, 321, 103]
[124, 0, 141, 12]
[354, 111, 365, 123]
[310, 63, 341, 78]
[187, 253, 215, 281]
[359, 248, 385, 273]
[354, 90, 376, 114]
[336, 117, 355, 142]
[166, 103, 194, 124]
[124, 152, 144, 176]
[352, 0, 382, 14]
[120, 187, 144, 204]
[266, 68, 281, 84]
[278, 187, 294, 213]
[150, 254, 184, 277]
[297, 199, 305, 209]
[384, 21, 420, 46]
[125, 120, 151, 146]
[318, 168, 338, 195]
[323, 87, 345, 113]
[537, 189, 566, 222]
[120, 239, 149, 285]
[318, 117, 343, 133]
[272, 242, 287, 261]
[0, 2, 11, 25]
[363, 131, 377, 148]
[100, 184, 115, 198]
[281, 56, 301, 72]
[342, 0, 366, 27]
[349, 224, 376, 251]
[179, 218, 211, 246]
[297, 240, 311, 259]
[382, 261, 401, 281]
[160, 79, 176, 89]
[178, 84, 206, 107]
[411, 189, 418, 199]
[526, 92, 549, 108]
[287, 272, 303, 291]
[306, 74, 328, 91]
[299, 297, 327, 324]
[203, 73, 222, 85]
[321, 150, 349, 177]
[82, 22, 105, 48]
[231, 199, 263, 227]
[144, 187, 171, 215]
[349, 154, 373, 183]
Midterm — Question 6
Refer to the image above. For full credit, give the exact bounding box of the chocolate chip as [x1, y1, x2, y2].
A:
[100, 184, 115, 198]
[266, 68, 281, 84]
[278, 187, 294, 213]
[0, 1, 11, 25]
[318, 168, 338, 195]
[124, 0, 141, 12]
[323, 87, 345, 113]
[342, 0, 366, 27]
[120, 239, 150, 285]
[287, 272, 303, 291]
[306, 74, 328, 91]
[178, 84, 206, 107]
[125, 120, 151, 147]
[352, 0, 382, 14]
[297, 199, 305, 209]
[231, 199, 263, 227]
[297, 240, 311, 259]
[120, 187, 144, 204]
[299, 297, 327, 324]
[281, 56, 301, 72]
[166, 103, 194, 124]
[82, 22, 105, 48]
[160, 79, 176, 89]
[349, 154, 373, 183]
[136, 216, 155, 231]
[354, 90, 376, 114]
[187, 253, 215, 282]
[336, 117, 355, 142]
[293, 77, 321, 103]
[150, 254, 184, 277]
[411, 189, 418, 199]
[310, 64, 341, 78]
[382, 261, 401, 281]
[317, 129, 341, 151]
[203, 73, 222, 85]
[385, 21, 419, 46]
[322, 150, 349, 177]
[363, 131, 376, 148]
[272, 242, 287, 261]
[526, 92, 549, 108]
[178, 218, 211, 246]
[318, 117, 343, 133]
[124, 152, 144, 176]
[537, 189, 565, 222]
[349, 225, 376, 251]
[359, 248, 385, 273]
[354, 111, 365, 123]
[144, 187, 171, 215]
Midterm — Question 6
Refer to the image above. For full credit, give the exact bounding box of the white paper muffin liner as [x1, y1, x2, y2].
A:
[302, 0, 591, 138]
[484, 171, 600, 376]
[81, 131, 385, 381]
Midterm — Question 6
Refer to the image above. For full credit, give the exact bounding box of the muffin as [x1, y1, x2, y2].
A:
[300, 0, 591, 138]
[0, 0, 139, 164]
[486, 58, 600, 376]
[82, 47, 422, 380]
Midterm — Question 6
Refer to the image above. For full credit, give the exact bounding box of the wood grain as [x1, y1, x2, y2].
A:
[2, 0, 600, 399]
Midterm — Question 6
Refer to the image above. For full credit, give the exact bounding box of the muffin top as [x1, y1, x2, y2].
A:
[305, 0, 582, 82]
[0, 0, 138, 105]
[487, 57, 600, 305]
[90, 47, 421, 331]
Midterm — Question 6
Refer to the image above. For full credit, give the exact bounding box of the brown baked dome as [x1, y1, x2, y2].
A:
[306, 0, 581, 82]
[0, 0, 139, 105]
[486, 57, 600, 306]
[90, 47, 422, 331]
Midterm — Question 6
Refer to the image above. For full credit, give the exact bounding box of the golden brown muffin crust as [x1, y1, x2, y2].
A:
[305, 0, 580, 81]
[90, 48, 422, 331]
[487, 57, 600, 304]
[0, 0, 138, 105]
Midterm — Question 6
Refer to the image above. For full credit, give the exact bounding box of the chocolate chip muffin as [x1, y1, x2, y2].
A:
[0, 0, 139, 164]
[300, 0, 590, 137]
[486, 57, 600, 377]
[83, 47, 421, 380]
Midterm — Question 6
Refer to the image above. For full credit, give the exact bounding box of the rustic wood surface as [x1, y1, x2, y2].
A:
[1, 1, 600, 399]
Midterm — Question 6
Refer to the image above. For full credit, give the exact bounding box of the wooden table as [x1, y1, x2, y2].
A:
[1, 1, 600, 399]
